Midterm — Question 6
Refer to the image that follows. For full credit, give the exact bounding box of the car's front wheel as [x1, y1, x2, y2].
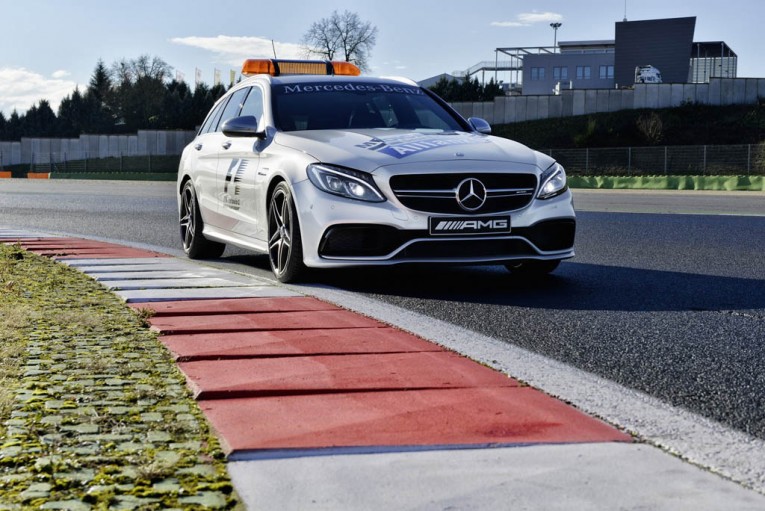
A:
[504, 259, 561, 275]
[179, 180, 225, 259]
[268, 182, 306, 283]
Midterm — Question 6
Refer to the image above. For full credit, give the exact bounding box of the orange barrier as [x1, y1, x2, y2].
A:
[0, 171, 11, 178]
[26, 172, 50, 179]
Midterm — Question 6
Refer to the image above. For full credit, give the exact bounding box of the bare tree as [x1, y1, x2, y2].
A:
[111, 55, 172, 84]
[302, 10, 378, 72]
[637, 112, 664, 145]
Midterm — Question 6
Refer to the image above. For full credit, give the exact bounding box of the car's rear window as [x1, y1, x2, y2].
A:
[271, 81, 467, 132]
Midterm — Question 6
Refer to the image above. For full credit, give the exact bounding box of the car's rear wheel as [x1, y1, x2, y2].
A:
[268, 182, 306, 283]
[180, 180, 225, 259]
[504, 259, 561, 275]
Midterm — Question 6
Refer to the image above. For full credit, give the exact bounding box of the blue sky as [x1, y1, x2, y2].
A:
[1, 0, 763, 116]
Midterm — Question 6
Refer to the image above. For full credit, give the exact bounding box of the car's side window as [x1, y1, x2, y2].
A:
[239, 86, 264, 124]
[216, 88, 250, 132]
[199, 101, 226, 135]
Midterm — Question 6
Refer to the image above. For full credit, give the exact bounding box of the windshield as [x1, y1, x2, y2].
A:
[271, 81, 467, 132]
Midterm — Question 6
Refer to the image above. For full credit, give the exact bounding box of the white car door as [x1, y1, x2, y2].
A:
[208, 87, 251, 232]
[219, 86, 266, 239]
[190, 100, 227, 227]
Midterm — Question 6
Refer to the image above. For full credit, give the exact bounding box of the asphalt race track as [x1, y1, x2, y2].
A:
[1, 180, 764, 441]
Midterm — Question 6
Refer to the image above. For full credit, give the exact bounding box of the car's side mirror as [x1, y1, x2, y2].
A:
[468, 117, 492, 135]
[222, 115, 266, 139]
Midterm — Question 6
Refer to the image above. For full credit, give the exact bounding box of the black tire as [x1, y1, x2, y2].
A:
[267, 182, 306, 283]
[179, 180, 225, 259]
[504, 259, 561, 275]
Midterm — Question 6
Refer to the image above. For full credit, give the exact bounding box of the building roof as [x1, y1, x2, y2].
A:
[692, 41, 737, 58]
[558, 40, 615, 48]
[417, 73, 464, 89]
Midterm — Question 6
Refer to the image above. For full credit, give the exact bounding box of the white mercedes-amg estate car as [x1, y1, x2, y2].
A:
[178, 59, 575, 282]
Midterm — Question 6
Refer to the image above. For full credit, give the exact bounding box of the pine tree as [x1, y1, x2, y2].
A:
[85, 59, 115, 133]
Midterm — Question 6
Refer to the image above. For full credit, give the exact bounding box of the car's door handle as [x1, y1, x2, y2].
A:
[222, 141, 232, 150]
[194, 143, 203, 151]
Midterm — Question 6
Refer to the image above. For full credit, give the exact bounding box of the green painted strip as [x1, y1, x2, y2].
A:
[569, 175, 765, 191]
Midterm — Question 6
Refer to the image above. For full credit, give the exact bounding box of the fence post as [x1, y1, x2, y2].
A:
[747, 144, 751, 175]
[703, 145, 707, 174]
[148, 153, 152, 173]
[585, 148, 589, 174]
[628, 147, 632, 176]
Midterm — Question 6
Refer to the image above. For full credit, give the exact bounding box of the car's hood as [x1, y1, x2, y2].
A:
[274, 129, 553, 173]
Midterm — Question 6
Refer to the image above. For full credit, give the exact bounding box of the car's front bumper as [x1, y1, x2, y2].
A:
[293, 179, 576, 268]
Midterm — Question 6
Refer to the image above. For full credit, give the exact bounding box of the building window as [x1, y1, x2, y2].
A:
[576, 66, 591, 80]
[599, 65, 614, 79]
[553, 67, 568, 80]
[530, 67, 545, 80]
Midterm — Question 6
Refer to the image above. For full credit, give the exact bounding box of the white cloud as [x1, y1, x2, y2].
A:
[518, 12, 563, 24]
[0, 67, 77, 115]
[491, 11, 563, 28]
[51, 70, 71, 79]
[171, 35, 304, 68]
[380, 60, 408, 71]
[490, 21, 526, 28]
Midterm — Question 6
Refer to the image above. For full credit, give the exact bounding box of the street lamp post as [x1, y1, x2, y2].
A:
[550, 22, 562, 51]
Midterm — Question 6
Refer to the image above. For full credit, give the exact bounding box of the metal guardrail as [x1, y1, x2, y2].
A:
[454, 61, 519, 78]
[546, 144, 765, 176]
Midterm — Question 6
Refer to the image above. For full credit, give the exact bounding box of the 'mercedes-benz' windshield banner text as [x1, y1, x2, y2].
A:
[281, 83, 423, 95]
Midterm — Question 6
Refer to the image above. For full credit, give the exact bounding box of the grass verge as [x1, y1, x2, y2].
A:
[0, 243, 241, 509]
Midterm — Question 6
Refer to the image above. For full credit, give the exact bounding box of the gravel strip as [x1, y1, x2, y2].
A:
[0, 244, 241, 510]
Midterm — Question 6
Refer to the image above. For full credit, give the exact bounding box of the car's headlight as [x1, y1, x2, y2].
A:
[307, 164, 386, 202]
[537, 163, 568, 200]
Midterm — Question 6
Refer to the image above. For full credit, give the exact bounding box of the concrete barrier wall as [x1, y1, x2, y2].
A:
[0, 130, 196, 166]
[0, 142, 21, 166]
[451, 77, 765, 125]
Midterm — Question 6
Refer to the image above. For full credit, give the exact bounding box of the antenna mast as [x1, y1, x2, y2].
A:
[623, 0, 628, 22]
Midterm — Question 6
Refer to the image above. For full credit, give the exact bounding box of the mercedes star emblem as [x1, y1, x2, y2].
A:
[456, 178, 487, 211]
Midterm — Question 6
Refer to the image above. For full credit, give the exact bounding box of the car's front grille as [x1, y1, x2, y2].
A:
[389, 173, 537, 214]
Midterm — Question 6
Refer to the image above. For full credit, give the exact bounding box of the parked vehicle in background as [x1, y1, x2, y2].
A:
[635, 65, 663, 84]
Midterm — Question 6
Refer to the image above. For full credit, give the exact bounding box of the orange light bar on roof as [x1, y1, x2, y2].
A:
[330, 61, 361, 76]
[241, 59, 277, 76]
[241, 59, 361, 77]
